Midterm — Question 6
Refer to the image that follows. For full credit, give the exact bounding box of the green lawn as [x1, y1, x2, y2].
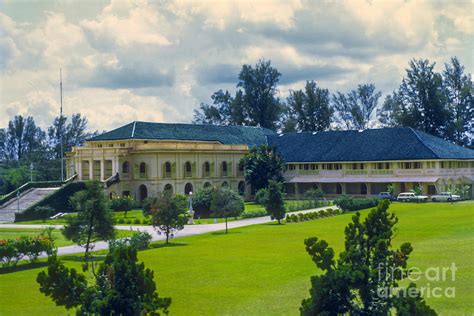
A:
[0, 228, 136, 247]
[0, 202, 472, 315]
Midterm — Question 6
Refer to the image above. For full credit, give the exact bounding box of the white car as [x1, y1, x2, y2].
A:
[397, 192, 428, 202]
[431, 192, 461, 202]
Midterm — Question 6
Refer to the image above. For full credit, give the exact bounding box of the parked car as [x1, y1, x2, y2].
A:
[431, 192, 461, 202]
[397, 192, 428, 202]
[377, 192, 396, 201]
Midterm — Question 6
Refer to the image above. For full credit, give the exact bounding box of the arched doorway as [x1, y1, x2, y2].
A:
[164, 183, 173, 194]
[360, 183, 367, 195]
[122, 161, 130, 173]
[138, 184, 148, 201]
[336, 184, 342, 194]
[238, 181, 245, 195]
[204, 182, 212, 188]
[184, 183, 193, 195]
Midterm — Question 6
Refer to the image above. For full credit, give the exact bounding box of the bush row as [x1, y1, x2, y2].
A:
[286, 199, 330, 212]
[115, 218, 151, 225]
[0, 235, 55, 267]
[241, 209, 268, 219]
[334, 195, 379, 212]
[286, 208, 341, 223]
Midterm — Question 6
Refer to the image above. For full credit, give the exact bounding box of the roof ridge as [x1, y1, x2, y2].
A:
[131, 121, 137, 138]
[408, 127, 439, 158]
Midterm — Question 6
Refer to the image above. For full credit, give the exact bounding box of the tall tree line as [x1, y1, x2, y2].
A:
[194, 57, 473, 147]
[0, 114, 96, 194]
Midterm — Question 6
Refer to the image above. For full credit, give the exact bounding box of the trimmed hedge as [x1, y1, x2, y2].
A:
[334, 195, 379, 212]
[286, 208, 341, 223]
[15, 182, 86, 222]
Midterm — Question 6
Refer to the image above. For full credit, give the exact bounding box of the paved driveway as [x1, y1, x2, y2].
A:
[0, 206, 337, 256]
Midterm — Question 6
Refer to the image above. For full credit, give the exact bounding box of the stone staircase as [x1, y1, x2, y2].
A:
[0, 187, 60, 222]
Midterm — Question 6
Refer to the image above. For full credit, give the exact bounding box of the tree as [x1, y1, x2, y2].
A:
[211, 187, 244, 233]
[284, 81, 334, 132]
[241, 144, 286, 192]
[333, 83, 381, 130]
[377, 59, 449, 138]
[63, 181, 115, 264]
[300, 200, 436, 315]
[147, 190, 188, 244]
[37, 245, 171, 315]
[264, 180, 286, 224]
[442, 57, 473, 147]
[3, 115, 47, 161]
[193, 60, 283, 130]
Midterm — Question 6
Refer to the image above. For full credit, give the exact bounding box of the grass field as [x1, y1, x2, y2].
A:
[0, 228, 137, 248]
[0, 202, 472, 315]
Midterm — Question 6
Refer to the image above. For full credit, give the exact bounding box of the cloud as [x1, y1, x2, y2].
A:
[0, 0, 472, 132]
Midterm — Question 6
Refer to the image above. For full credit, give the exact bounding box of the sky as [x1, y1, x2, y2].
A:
[0, 0, 472, 131]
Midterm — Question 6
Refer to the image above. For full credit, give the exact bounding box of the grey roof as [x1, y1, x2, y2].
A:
[267, 128, 474, 162]
[89, 121, 274, 148]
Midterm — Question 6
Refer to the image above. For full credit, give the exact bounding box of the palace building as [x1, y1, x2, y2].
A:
[66, 121, 474, 200]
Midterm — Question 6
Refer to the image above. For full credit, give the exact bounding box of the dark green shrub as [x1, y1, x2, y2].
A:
[335, 196, 379, 212]
[125, 219, 132, 224]
[255, 188, 268, 205]
[304, 188, 325, 200]
[110, 196, 134, 213]
[133, 219, 141, 225]
[241, 209, 267, 218]
[291, 214, 298, 222]
[286, 214, 292, 222]
[192, 186, 214, 218]
[117, 218, 125, 224]
[141, 197, 154, 216]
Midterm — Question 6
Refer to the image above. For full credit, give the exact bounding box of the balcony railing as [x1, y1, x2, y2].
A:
[343, 170, 368, 176]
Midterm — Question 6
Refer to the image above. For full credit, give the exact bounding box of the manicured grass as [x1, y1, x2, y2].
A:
[0, 228, 136, 247]
[1, 202, 472, 315]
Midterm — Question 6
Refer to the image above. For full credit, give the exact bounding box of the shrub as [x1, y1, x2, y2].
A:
[241, 209, 268, 218]
[129, 231, 152, 250]
[335, 195, 379, 212]
[286, 214, 292, 222]
[125, 219, 132, 224]
[110, 196, 135, 213]
[255, 188, 268, 205]
[304, 188, 325, 200]
[192, 187, 214, 218]
[134, 219, 141, 225]
[0, 236, 55, 267]
[117, 218, 125, 224]
[141, 197, 154, 216]
[287, 202, 296, 212]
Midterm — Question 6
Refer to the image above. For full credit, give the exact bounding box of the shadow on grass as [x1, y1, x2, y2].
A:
[0, 261, 48, 274]
[148, 242, 188, 250]
[210, 231, 242, 236]
[61, 255, 106, 263]
[261, 222, 287, 226]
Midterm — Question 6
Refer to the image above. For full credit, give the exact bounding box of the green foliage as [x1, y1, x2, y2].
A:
[300, 200, 436, 315]
[334, 195, 379, 211]
[241, 209, 268, 218]
[37, 245, 171, 314]
[414, 184, 423, 196]
[0, 235, 55, 267]
[148, 190, 188, 243]
[211, 187, 245, 233]
[333, 83, 381, 130]
[265, 180, 286, 224]
[254, 188, 268, 205]
[110, 195, 135, 219]
[191, 186, 215, 217]
[303, 188, 325, 200]
[241, 144, 286, 192]
[110, 231, 152, 251]
[387, 183, 395, 195]
[283, 80, 334, 132]
[62, 181, 115, 261]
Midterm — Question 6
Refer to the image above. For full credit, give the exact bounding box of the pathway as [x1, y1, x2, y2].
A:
[0, 206, 337, 256]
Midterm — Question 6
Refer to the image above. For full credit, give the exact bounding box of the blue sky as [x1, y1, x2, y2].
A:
[0, 0, 472, 131]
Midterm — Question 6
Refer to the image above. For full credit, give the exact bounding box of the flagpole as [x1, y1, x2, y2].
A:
[60, 68, 64, 182]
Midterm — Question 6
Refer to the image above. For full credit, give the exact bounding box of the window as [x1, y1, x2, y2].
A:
[108, 144, 113, 148]
[310, 164, 316, 170]
[238, 162, 245, 175]
[139, 162, 146, 174]
[164, 162, 172, 178]
[97, 144, 103, 148]
[304, 164, 310, 170]
[413, 162, 422, 169]
[120, 143, 126, 148]
[122, 161, 130, 174]
[185, 162, 192, 177]
[385, 162, 390, 169]
[352, 163, 358, 170]
[222, 162, 228, 176]
[203, 162, 210, 177]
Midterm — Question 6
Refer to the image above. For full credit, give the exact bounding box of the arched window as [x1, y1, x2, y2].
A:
[222, 181, 229, 188]
[203, 162, 210, 177]
[222, 161, 228, 176]
[204, 182, 212, 188]
[185, 183, 193, 195]
[122, 161, 130, 174]
[139, 162, 146, 174]
[164, 183, 173, 194]
[185, 162, 192, 177]
[238, 181, 245, 195]
[164, 162, 171, 178]
[361, 183, 368, 195]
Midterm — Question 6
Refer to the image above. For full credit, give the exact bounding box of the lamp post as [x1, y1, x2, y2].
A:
[30, 163, 34, 182]
[16, 190, 20, 214]
[187, 191, 195, 225]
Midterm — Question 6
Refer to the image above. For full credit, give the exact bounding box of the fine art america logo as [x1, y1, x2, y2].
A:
[377, 262, 457, 299]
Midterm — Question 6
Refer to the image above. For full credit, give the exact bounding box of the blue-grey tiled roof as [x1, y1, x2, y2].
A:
[90, 121, 274, 148]
[267, 128, 474, 162]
